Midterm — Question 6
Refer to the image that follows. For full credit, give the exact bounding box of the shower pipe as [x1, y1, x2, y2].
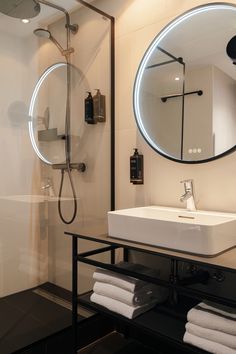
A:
[36, 0, 79, 224]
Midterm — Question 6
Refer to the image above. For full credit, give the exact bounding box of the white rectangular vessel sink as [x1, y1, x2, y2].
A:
[108, 206, 236, 256]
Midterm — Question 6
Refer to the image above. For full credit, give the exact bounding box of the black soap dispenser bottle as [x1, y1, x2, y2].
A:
[85, 91, 96, 124]
[130, 148, 144, 184]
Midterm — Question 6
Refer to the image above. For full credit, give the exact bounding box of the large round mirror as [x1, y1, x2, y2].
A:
[134, 3, 236, 163]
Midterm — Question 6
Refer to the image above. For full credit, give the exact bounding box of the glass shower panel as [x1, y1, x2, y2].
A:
[0, 1, 112, 352]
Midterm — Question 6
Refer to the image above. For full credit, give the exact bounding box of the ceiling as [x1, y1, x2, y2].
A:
[0, 0, 94, 38]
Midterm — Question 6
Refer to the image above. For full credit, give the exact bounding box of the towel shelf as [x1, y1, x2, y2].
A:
[78, 292, 210, 354]
[66, 231, 236, 354]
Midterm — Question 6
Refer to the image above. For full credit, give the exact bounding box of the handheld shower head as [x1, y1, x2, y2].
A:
[34, 28, 74, 58]
[34, 28, 51, 39]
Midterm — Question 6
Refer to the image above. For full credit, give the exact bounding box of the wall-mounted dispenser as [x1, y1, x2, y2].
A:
[93, 89, 106, 122]
[85, 91, 96, 124]
[130, 148, 143, 184]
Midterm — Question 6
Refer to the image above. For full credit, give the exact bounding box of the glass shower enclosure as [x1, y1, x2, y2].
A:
[0, 1, 112, 352]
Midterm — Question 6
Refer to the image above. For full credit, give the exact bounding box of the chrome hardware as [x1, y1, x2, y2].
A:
[180, 179, 196, 211]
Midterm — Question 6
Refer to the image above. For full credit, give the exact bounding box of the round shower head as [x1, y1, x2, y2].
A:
[34, 28, 70, 57]
[226, 36, 236, 65]
[34, 28, 51, 39]
[0, 0, 40, 19]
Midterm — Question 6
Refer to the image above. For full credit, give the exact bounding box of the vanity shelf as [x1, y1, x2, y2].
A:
[78, 292, 208, 354]
[66, 231, 236, 354]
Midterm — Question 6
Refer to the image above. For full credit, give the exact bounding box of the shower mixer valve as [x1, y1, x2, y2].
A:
[52, 162, 86, 172]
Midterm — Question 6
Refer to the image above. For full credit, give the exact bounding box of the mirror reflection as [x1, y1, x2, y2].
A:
[134, 4, 236, 162]
[30, 63, 67, 165]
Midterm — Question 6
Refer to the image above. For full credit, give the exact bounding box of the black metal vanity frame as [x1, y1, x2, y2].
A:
[66, 231, 236, 354]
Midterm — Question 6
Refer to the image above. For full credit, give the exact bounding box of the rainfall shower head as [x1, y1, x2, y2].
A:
[34, 28, 74, 57]
[0, 0, 40, 19]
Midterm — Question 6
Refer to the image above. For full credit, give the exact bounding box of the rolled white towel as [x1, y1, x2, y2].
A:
[93, 262, 160, 292]
[93, 281, 167, 306]
[187, 302, 236, 336]
[186, 322, 236, 349]
[90, 292, 157, 319]
[183, 332, 236, 354]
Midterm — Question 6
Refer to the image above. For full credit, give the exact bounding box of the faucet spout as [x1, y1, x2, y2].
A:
[180, 179, 196, 211]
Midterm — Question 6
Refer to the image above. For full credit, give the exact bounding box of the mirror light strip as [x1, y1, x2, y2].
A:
[133, 3, 236, 155]
[28, 62, 67, 165]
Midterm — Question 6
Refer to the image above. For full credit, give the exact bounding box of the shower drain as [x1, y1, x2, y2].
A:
[33, 288, 93, 318]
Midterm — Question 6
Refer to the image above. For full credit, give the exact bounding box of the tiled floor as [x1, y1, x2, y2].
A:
[0, 285, 83, 354]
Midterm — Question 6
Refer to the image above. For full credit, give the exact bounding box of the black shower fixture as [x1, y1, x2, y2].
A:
[226, 36, 236, 65]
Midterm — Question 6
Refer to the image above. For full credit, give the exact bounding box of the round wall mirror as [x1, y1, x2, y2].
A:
[133, 3, 236, 163]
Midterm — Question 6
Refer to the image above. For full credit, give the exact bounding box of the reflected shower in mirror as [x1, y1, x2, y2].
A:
[134, 3, 236, 163]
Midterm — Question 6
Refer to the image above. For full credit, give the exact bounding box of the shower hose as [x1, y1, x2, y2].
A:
[58, 162, 77, 224]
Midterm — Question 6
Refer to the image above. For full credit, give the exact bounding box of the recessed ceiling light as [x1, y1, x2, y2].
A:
[175, 77, 180, 81]
[21, 19, 30, 24]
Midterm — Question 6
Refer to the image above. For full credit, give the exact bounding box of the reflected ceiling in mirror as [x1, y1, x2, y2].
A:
[133, 3, 236, 163]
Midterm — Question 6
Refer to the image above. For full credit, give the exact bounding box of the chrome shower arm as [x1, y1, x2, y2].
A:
[36, 0, 70, 26]
[36, 0, 78, 33]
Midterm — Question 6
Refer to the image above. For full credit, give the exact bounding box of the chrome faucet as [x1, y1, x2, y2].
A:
[180, 179, 196, 211]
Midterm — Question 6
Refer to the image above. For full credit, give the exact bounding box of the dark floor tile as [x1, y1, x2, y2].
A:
[0, 314, 51, 354]
[0, 287, 74, 354]
[29, 296, 71, 330]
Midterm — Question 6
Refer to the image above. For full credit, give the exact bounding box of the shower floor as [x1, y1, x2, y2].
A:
[0, 283, 84, 354]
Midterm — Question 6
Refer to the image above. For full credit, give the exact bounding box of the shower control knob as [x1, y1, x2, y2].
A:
[78, 163, 86, 172]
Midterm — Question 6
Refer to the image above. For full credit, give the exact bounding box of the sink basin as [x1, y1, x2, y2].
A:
[108, 206, 236, 256]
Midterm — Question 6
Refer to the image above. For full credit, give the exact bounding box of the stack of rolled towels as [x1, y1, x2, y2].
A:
[184, 301, 236, 354]
[90, 262, 168, 319]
